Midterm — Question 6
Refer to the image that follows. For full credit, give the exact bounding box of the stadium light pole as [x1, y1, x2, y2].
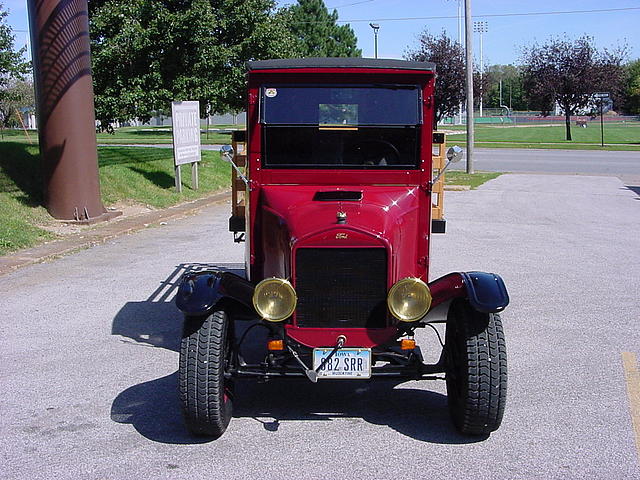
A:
[369, 23, 380, 59]
[446, 0, 464, 125]
[473, 20, 488, 118]
[464, 0, 474, 174]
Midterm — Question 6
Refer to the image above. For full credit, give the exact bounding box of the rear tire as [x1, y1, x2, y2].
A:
[445, 299, 507, 435]
[179, 310, 234, 437]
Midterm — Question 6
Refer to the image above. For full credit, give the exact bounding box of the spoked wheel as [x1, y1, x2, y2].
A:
[179, 310, 235, 437]
[445, 299, 507, 435]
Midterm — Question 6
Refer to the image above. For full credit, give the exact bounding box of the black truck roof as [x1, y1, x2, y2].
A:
[247, 57, 436, 72]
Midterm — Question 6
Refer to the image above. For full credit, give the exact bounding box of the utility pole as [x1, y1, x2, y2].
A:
[464, 0, 474, 174]
[473, 20, 487, 118]
[457, 0, 463, 125]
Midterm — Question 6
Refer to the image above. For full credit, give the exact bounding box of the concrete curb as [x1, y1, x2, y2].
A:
[0, 190, 231, 277]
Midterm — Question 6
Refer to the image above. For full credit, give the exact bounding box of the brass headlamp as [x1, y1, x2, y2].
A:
[253, 278, 297, 322]
[387, 277, 432, 322]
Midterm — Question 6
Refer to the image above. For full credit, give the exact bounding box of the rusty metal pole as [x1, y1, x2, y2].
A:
[27, 0, 113, 222]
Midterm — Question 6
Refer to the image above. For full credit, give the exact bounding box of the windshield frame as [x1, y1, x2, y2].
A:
[259, 84, 423, 127]
[259, 84, 423, 170]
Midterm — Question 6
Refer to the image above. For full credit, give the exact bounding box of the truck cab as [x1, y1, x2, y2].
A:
[176, 58, 510, 439]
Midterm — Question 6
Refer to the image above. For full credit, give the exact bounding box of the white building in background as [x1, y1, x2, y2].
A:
[17, 109, 37, 129]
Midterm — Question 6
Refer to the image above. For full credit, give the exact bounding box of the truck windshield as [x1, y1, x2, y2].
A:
[261, 85, 421, 169]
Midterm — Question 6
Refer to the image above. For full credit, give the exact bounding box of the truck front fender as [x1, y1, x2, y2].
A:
[175, 271, 256, 317]
[428, 271, 509, 314]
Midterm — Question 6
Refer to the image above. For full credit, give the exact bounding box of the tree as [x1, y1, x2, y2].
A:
[621, 59, 640, 114]
[0, 79, 35, 129]
[1, 3, 30, 111]
[473, 70, 490, 111]
[89, 0, 301, 124]
[405, 32, 465, 126]
[283, 0, 360, 57]
[484, 64, 528, 112]
[520, 36, 626, 140]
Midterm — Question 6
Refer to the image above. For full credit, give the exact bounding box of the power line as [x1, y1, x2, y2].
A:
[328, 0, 377, 9]
[305, 6, 640, 24]
[12, 6, 640, 29]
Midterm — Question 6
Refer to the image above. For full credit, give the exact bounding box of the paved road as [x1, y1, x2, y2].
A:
[453, 148, 640, 178]
[1, 174, 639, 479]
[103, 144, 640, 180]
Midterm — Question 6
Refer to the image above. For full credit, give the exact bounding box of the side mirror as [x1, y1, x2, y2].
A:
[432, 145, 465, 185]
[220, 144, 234, 161]
[446, 145, 464, 163]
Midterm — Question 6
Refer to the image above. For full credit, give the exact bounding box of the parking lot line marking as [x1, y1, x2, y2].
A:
[622, 352, 640, 463]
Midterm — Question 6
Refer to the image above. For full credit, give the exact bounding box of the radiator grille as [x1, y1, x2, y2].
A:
[295, 248, 388, 328]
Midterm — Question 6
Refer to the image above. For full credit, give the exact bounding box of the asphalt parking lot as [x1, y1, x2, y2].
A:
[1, 173, 639, 479]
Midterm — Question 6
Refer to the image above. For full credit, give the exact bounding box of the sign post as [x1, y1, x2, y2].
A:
[171, 101, 201, 192]
[594, 92, 609, 148]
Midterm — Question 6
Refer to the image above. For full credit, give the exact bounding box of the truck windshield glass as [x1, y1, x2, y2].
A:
[261, 85, 421, 169]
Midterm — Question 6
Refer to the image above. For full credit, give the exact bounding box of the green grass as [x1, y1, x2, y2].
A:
[449, 141, 640, 151]
[443, 121, 640, 150]
[0, 142, 230, 255]
[5, 121, 639, 150]
[96, 125, 241, 145]
[1, 124, 244, 145]
[0, 143, 58, 254]
[445, 171, 502, 189]
[98, 147, 229, 207]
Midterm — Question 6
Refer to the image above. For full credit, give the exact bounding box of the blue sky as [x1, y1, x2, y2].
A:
[4, 0, 639, 65]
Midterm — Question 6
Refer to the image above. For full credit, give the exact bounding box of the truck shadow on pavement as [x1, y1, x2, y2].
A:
[111, 371, 485, 445]
[111, 263, 244, 352]
[110, 263, 487, 446]
[625, 185, 640, 199]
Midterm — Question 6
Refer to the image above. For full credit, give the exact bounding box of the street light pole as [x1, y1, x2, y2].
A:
[369, 23, 380, 59]
[465, 0, 474, 174]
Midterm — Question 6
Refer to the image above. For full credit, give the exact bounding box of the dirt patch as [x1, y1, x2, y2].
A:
[39, 201, 156, 236]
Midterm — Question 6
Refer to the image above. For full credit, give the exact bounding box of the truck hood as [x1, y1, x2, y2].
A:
[260, 185, 421, 248]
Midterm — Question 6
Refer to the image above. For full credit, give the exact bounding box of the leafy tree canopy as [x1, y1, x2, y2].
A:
[89, 0, 301, 123]
[622, 59, 640, 115]
[520, 36, 626, 140]
[283, 0, 360, 58]
[405, 31, 465, 125]
[484, 64, 529, 112]
[0, 79, 34, 129]
[1, 3, 30, 94]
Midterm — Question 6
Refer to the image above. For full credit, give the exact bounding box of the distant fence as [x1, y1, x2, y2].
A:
[118, 112, 247, 128]
[441, 113, 639, 126]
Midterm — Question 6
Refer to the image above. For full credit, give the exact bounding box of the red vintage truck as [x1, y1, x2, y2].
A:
[176, 58, 509, 438]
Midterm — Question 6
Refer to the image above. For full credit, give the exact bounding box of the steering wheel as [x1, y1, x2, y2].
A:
[348, 139, 401, 166]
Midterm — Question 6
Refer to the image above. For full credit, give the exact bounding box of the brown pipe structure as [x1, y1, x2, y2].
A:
[27, 0, 109, 221]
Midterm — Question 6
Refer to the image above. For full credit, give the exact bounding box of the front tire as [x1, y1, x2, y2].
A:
[179, 310, 234, 437]
[445, 299, 507, 435]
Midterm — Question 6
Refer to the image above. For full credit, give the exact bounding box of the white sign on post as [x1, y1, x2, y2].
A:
[171, 101, 201, 192]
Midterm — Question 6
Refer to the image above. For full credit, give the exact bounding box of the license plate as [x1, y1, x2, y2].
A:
[312, 348, 372, 379]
